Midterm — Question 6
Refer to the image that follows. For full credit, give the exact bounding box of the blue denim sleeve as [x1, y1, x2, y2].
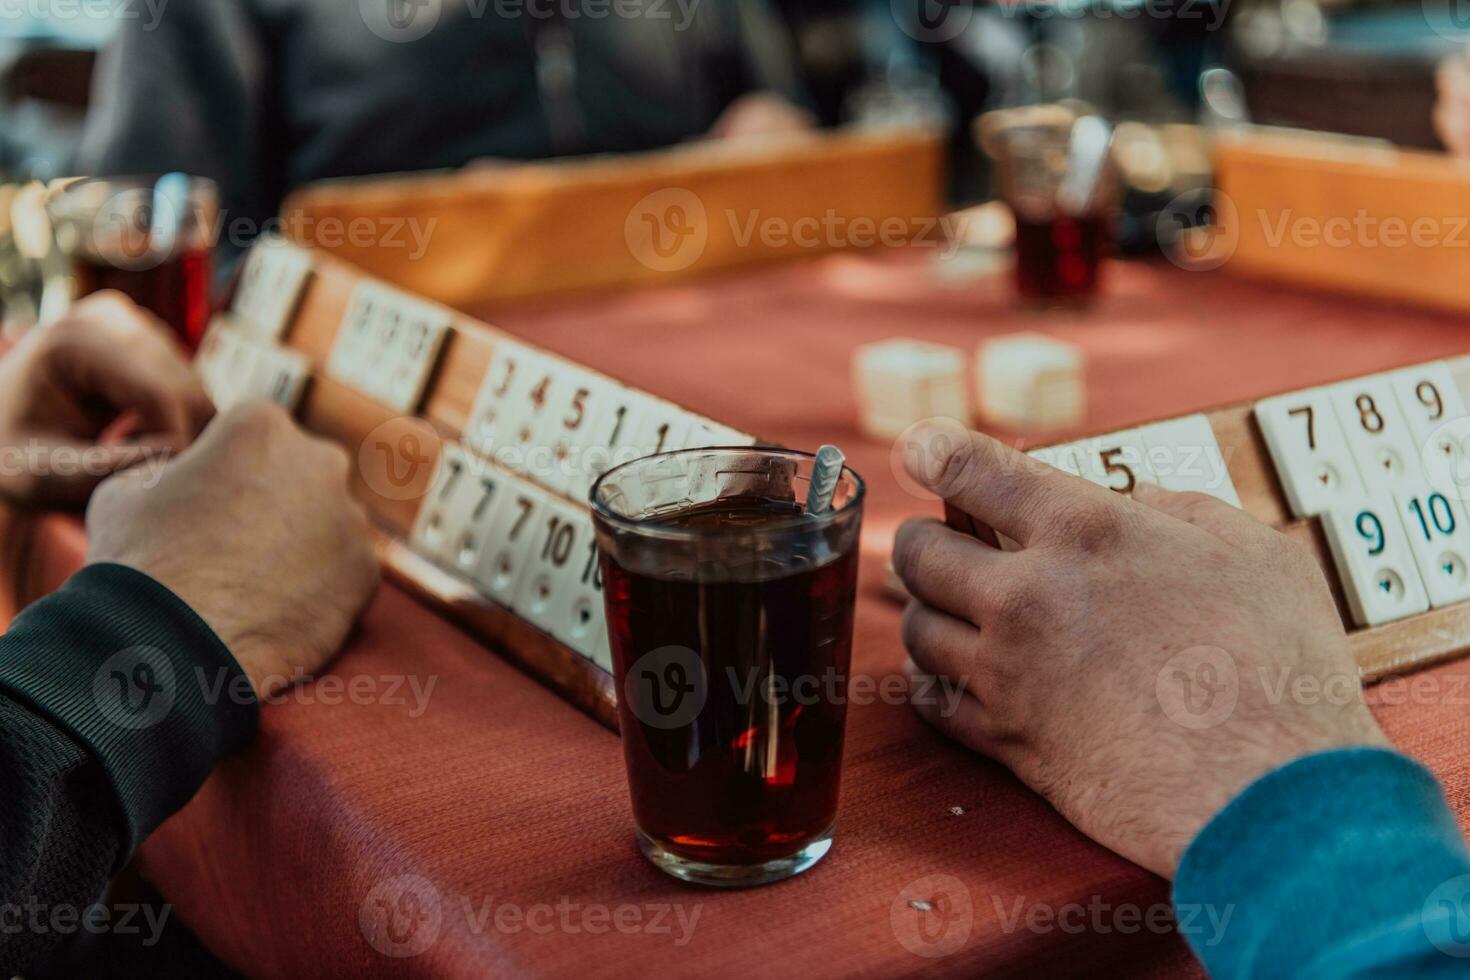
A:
[1173, 747, 1470, 978]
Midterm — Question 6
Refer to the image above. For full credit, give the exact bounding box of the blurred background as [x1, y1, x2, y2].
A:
[2, 0, 1460, 187]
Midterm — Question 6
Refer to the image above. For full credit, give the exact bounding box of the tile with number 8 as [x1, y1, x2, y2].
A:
[1328, 377, 1423, 494]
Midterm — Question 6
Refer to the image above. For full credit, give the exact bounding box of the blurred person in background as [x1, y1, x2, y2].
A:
[1436, 50, 1470, 157]
[77, 0, 814, 256]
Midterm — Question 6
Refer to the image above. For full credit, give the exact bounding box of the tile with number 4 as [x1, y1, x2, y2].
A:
[1320, 495, 1429, 627]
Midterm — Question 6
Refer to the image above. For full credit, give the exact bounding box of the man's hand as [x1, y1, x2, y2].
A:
[87, 402, 380, 698]
[0, 291, 213, 507]
[892, 423, 1389, 878]
[708, 92, 815, 142]
[1437, 53, 1470, 158]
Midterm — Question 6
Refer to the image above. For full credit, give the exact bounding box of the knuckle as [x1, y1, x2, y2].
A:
[989, 575, 1041, 630]
[1053, 497, 1125, 553]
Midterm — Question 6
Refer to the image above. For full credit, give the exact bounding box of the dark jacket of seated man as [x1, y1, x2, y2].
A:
[75, 0, 809, 244]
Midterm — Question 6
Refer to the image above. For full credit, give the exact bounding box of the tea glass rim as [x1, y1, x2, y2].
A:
[589, 445, 866, 543]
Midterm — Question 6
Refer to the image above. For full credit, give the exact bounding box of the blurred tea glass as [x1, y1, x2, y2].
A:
[978, 105, 1118, 304]
[48, 175, 217, 349]
[591, 447, 864, 887]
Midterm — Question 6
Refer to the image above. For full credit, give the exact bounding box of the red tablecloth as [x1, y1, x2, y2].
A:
[13, 251, 1470, 978]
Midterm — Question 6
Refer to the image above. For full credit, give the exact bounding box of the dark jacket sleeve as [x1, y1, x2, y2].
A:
[0, 563, 258, 975]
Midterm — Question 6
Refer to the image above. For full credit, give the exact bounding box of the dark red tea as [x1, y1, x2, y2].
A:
[1014, 212, 1108, 302]
[73, 246, 212, 350]
[602, 496, 859, 867]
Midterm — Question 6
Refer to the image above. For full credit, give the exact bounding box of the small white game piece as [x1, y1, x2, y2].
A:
[1395, 485, 1470, 608]
[1073, 428, 1157, 495]
[472, 475, 550, 606]
[512, 500, 593, 635]
[1327, 377, 1423, 494]
[1255, 387, 1365, 518]
[1138, 414, 1243, 507]
[852, 338, 970, 441]
[974, 332, 1084, 431]
[232, 236, 312, 340]
[547, 511, 607, 656]
[1321, 495, 1430, 627]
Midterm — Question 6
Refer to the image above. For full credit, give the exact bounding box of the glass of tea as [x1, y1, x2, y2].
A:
[979, 105, 1117, 304]
[591, 447, 865, 887]
[48, 175, 218, 349]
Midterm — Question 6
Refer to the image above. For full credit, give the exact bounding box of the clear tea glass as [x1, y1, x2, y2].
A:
[591, 447, 864, 887]
[979, 105, 1117, 304]
[48, 175, 218, 349]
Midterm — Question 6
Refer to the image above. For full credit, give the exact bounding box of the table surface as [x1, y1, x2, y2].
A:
[16, 249, 1470, 978]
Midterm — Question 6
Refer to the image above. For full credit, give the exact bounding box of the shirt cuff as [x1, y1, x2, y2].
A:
[0, 562, 259, 857]
[1174, 746, 1470, 979]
